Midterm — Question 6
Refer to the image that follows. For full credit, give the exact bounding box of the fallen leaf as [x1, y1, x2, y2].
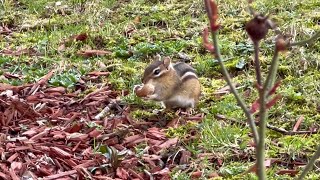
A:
[191, 171, 202, 179]
[87, 71, 110, 77]
[3, 72, 23, 79]
[77, 49, 112, 58]
[292, 116, 304, 132]
[74, 33, 88, 41]
[276, 169, 299, 177]
[44, 87, 66, 94]
[0, 47, 40, 56]
[245, 159, 272, 174]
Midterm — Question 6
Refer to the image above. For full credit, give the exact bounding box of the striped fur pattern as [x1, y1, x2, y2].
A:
[140, 56, 201, 109]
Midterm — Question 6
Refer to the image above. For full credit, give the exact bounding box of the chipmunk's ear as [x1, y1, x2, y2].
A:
[155, 54, 161, 61]
[163, 57, 171, 70]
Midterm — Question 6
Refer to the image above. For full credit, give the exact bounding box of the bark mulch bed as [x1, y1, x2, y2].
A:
[0, 70, 204, 180]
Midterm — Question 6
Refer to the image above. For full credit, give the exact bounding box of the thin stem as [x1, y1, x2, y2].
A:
[256, 89, 267, 179]
[253, 40, 268, 179]
[297, 146, 320, 180]
[253, 41, 262, 86]
[256, 47, 280, 179]
[264, 48, 280, 91]
[289, 31, 320, 47]
[210, 30, 259, 145]
[204, 0, 259, 145]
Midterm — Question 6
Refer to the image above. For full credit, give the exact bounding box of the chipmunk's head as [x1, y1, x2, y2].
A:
[142, 56, 173, 84]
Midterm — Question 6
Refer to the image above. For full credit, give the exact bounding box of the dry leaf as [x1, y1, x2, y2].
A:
[77, 50, 112, 58]
[74, 33, 88, 41]
[3, 72, 23, 79]
[292, 116, 304, 132]
[276, 169, 299, 177]
[44, 87, 66, 94]
[191, 171, 202, 179]
[245, 159, 272, 174]
[87, 71, 110, 77]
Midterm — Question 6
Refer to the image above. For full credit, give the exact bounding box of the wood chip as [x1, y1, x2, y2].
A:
[50, 147, 72, 159]
[43, 170, 77, 180]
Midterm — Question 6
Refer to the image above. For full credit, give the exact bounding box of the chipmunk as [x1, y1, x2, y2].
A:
[134, 55, 201, 111]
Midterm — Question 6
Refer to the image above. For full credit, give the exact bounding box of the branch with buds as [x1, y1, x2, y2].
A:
[203, 0, 320, 179]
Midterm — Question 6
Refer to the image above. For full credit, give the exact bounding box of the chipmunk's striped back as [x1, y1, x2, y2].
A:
[173, 62, 198, 82]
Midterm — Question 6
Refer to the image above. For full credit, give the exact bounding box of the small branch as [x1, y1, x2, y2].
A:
[264, 47, 280, 91]
[253, 41, 262, 86]
[289, 31, 320, 47]
[257, 87, 267, 179]
[214, 114, 319, 135]
[204, 0, 259, 145]
[297, 146, 320, 180]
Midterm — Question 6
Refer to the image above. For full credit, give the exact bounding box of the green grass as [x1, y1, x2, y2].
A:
[1, 0, 319, 178]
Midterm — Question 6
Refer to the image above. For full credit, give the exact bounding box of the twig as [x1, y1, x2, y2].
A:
[289, 31, 320, 47]
[214, 114, 319, 135]
[257, 83, 267, 179]
[252, 35, 267, 178]
[204, 0, 259, 145]
[264, 47, 280, 91]
[43, 170, 77, 180]
[297, 146, 320, 180]
[94, 99, 119, 120]
[253, 41, 262, 86]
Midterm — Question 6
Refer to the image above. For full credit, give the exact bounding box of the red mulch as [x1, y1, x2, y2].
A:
[0, 70, 204, 179]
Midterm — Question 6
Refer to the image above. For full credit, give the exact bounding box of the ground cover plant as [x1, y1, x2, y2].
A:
[0, 0, 319, 179]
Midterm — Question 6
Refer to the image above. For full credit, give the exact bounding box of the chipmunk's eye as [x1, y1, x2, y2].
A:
[153, 69, 161, 75]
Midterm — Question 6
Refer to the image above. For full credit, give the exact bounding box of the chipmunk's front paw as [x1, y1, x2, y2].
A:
[133, 84, 143, 93]
[145, 93, 158, 100]
[134, 83, 155, 98]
